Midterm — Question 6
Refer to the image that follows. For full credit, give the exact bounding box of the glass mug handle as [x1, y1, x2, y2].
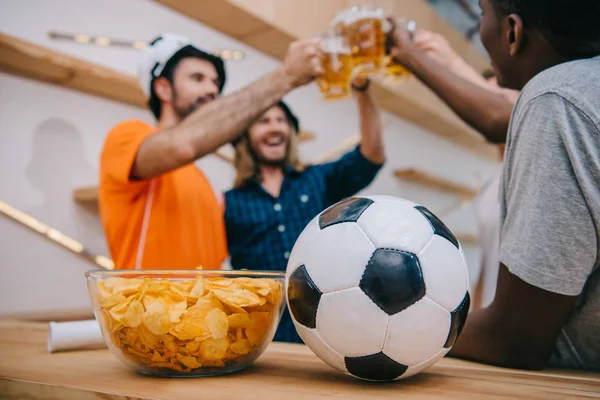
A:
[383, 18, 417, 42]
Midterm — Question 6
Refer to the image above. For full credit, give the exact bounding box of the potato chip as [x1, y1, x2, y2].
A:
[151, 351, 165, 362]
[246, 312, 272, 346]
[111, 281, 144, 296]
[228, 313, 251, 329]
[100, 292, 126, 308]
[189, 277, 204, 298]
[176, 353, 202, 369]
[171, 321, 211, 341]
[205, 309, 228, 339]
[200, 337, 230, 361]
[121, 300, 144, 328]
[143, 298, 171, 335]
[185, 340, 200, 353]
[103, 277, 129, 289]
[169, 300, 187, 323]
[110, 295, 134, 314]
[142, 294, 158, 309]
[168, 286, 188, 301]
[236, 328, 245, 342]
[211, 289, 262, 308]
[230, 339, 252, 355]
[137, 324, 160, 349]
[162, 335, 178, 353]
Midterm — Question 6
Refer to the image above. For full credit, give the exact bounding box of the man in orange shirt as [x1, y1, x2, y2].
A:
[99, 33, 323, 270]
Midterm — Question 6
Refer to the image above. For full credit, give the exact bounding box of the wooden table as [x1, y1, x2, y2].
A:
[0, 320, 598, 399]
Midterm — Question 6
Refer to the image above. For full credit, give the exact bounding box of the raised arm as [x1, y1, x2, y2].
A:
[387, 21, 515, 144]
[132, 39, 323, 179]
[352, 77, 385, 165]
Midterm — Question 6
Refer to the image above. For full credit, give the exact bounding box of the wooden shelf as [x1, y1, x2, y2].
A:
[394, 168, 478, 198]
[156, 0, 499, 160]
[72, 186, 99, 203]
[0, 32, 145, 107]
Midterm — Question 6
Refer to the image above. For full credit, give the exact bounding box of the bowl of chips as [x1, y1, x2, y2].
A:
[86, 270, 285, 377]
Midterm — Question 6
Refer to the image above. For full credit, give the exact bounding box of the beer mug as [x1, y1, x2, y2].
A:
[316, 33, 353, 100]
[342, 6, 386, 77]
[384, 18, 417, 81]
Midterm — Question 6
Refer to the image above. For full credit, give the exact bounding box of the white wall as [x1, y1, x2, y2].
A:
[0, 0, 499, 319]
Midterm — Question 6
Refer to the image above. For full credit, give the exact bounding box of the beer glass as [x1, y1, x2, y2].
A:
[384, 18, 416, 81]
[343, 6, 386, 77]
[316, 33, 353, 100]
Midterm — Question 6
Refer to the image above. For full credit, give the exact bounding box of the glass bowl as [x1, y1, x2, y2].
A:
[86, 270, 285, 377]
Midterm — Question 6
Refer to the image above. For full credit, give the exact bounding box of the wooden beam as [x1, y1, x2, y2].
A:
[394, 168, 478, 198]
[0, 32, 145, 107]
[156, 0, 498, 160]
[0, 200, 114, 270]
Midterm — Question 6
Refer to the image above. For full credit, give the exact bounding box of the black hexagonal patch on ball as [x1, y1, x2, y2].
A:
[345, 352, 408, 381]
[287, 265, 322, 329]
[444, 292, 471, 348]
[415, 206, 459, 249]
[359, 249, 426, 316]
[319, 197, 374, 229]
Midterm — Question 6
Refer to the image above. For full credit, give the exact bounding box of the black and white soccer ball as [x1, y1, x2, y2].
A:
[285, 195, 470, 381]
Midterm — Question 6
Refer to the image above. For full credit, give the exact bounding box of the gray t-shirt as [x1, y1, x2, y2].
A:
[500, 56, 600, 371]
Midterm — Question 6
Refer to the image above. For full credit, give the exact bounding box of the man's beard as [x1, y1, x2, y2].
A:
[249, 144, 287, 167]
[174, 92, 216, 120]
[257, 155, 286, 167]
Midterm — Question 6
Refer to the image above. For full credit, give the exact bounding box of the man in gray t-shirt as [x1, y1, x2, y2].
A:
[500, 56, 600, 370]
[386, 0, 599, 371]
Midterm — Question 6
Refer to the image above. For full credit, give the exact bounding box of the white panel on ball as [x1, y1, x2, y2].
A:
[286, 217, 321, 280]
[316, 288, 389, 357]
[383, 297, 451, 366]
[304, 223, 375, 293]
[419, 236, 470, 312]
[357, 201, 434, 254]
[295, 324, 348, 373]
[400, 348, 450, 379]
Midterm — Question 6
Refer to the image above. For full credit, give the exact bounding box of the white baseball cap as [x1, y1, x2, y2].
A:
[137, 32, 226, 98]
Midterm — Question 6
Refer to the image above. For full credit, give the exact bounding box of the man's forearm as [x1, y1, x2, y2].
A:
[401, 49, 513, 143]
[133, 68, 295, 179]
[356, 90, 385, 165]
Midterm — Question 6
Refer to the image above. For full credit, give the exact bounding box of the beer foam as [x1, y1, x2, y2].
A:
[320, 37, 351, 54]
[330, 10, 349, 27]
[343, 7, 383, 25]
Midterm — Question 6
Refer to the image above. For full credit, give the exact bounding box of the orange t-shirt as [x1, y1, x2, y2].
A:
[99, 120, 227, 270]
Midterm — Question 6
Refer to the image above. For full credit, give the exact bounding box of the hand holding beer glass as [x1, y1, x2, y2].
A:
[315, 5, 417, 100]
[384, 18, 416, 81]
[343, 5, 386, 77]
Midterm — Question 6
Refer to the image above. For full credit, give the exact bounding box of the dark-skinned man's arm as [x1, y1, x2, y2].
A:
[450, 264, 577, 369]
[386, 20, 514, 144]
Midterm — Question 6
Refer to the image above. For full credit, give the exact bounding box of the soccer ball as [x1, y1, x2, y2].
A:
[285, 195, 470, 381]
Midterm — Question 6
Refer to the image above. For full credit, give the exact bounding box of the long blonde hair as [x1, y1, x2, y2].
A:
[233, 127, 307, 189]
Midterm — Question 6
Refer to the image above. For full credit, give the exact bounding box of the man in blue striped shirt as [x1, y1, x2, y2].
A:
[224, 76, 385, 342]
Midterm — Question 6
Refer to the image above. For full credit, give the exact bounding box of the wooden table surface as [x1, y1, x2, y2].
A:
[0, 320, 598, 399]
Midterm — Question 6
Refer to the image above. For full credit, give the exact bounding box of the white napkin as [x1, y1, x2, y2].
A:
[47, 319, 107, 353]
